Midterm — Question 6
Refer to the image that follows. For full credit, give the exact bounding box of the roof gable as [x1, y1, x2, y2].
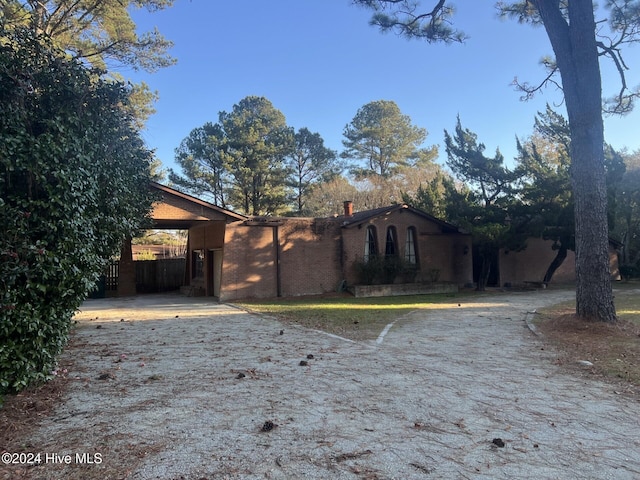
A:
[340, 204, 465, 234]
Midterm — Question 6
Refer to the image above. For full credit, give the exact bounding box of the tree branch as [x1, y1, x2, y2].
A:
[354, 0, 466, 43]
[597, 39, 631, 112]
[79, 41, 121, 60]
[47, 0, 85, 36]
[512, 61, 562, 101]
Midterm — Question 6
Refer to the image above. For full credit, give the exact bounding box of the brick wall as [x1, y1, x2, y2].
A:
[187, 221, 227, 293]
[500, 238, 575, 285]
[340, 211, 473, 286]
[220, 223, 278, 300]
[117, 237, 137, 296]
[219, 219, 344, 300]
[499, 237, 620, 286]
[420, 233, 473, 284]
[211, 210, 473, 301]
[189, 221, 226, 249]
[278, 219, 343, 296]
[152, 190, 233, 222]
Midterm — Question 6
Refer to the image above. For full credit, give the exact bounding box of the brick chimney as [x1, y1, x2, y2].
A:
[343, 200, 353, 217]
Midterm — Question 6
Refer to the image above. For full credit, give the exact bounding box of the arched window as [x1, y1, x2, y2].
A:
[404, 227, 418, 265]
[385, 226, 398, 256]
[364, 226, 377, 262]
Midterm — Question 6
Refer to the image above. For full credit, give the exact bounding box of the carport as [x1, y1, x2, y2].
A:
[116, 182, 246, 296]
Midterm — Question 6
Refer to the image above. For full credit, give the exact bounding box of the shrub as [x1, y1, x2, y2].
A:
[137, 249, 158, 261]
[354, 255, 410, 285]
[0, 28, 154, 397]
[620, 264, 640, 281]
[355, 256, 383, 285]
[381, 255, 405, 284]
[426, 268, 441, 283]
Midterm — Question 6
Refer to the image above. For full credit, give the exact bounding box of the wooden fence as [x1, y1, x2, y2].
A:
[106, 261, 119, 292]
[97, 258, 185, 296]
[135, 258, 186, 293]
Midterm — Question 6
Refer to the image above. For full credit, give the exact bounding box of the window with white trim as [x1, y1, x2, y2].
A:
[404, 227, 418, 265]
[364, 226, 377, 262]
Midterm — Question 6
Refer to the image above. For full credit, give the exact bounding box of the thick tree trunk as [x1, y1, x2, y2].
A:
[569, 112, 616, 322]
[535, 0, 616, 322]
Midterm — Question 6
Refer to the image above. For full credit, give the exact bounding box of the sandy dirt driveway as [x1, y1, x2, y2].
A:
[2, 290, 640, 479]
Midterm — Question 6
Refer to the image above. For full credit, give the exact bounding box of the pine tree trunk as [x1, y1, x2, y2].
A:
[536, 0, 617, 322]
[543, 245, 567, 285]
[570, 114, 616, 322]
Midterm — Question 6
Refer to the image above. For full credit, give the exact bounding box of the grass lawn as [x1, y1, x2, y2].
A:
[235, 292, 466, 341]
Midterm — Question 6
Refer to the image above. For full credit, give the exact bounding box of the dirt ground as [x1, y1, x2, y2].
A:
[1, 289, 640, 479]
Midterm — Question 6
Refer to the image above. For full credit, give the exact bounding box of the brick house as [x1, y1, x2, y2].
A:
[126, 183, 619, 299]
[186, 200, 473, 301]
[120, 183, 473, 300]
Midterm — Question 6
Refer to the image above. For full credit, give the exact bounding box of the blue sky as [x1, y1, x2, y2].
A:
[127, 1, 640, 174]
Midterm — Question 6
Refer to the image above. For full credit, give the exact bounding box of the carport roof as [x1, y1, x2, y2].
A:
[150, 182, 246, 229]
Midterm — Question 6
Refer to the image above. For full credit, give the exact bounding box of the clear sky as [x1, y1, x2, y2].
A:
[127, 0, 640, 174]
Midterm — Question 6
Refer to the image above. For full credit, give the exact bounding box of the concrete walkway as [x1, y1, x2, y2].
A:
[13, 290, 640, 479]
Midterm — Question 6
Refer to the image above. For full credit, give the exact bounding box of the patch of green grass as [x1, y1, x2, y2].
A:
[618, 308, 640, 318]
[614, 283, 640, 319]
[235, 292, 465, 341]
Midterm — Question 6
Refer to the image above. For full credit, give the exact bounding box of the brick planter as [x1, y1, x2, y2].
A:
[348, 283, 458, 298]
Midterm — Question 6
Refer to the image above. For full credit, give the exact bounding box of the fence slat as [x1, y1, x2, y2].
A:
[106, 261, 119, 291]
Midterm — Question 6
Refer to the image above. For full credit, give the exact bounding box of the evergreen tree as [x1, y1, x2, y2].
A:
[613, 151, 640, 274]
[1, 0, 176, 125]
[515, 107, 574, 284]
[444, 118, 524, 290]
[402, 170, 455, 220]
[516, 106, 626, 283]
[354, 0, 640, 322]
[172, 97, 294, 216]
[170, 123, 228, 207]
[219, 97, 294, 216]
[287, 128, 340, 215]
[342, 100, 437, 178]
[1, 0, 175, 72]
